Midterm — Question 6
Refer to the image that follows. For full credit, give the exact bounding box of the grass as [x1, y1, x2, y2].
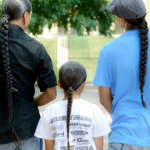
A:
[69, 35, 115, 82]
[34, 35, 115, 83]
[34, 37, 58, 77]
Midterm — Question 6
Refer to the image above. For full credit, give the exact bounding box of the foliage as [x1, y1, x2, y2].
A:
[0, 0, 115, 36]
[29, 0, 114, 35]
[0, 1, 2, 18]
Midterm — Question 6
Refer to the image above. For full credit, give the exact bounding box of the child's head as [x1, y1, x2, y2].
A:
[59, 61, 87, 92]
[58, 61, 87, 147]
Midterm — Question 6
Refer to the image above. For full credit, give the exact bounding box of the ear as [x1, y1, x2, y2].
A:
[57, 80, 63, 89]
[120, 18, 126, 29]
[23, 11, 32, 25]
[23, 12, 28, 25]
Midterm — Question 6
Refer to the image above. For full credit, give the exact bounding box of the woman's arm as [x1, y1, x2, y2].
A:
[45, 139, 54, 150]
[34, 86, 57, 106]
[98, 87, 112, 113]
[94, 136, 103, 150]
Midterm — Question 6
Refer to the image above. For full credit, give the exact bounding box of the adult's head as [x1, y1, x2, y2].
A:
[0, 0, 32, 141]
[106, 0, 149, 108]
[58, 61, 87, 148]
[1, 0, 32, 31]
[107, 0, 147, 31]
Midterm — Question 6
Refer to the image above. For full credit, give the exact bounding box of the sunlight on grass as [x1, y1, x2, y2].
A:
[34, 35, 114, 82]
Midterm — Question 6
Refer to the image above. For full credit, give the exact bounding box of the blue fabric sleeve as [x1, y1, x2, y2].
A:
[93, 49, 111, 88]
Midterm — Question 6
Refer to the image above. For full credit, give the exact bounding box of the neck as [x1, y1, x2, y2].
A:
[125, 25, 140, 32]
[9, 19, 25, 32]
[63, 92, 81, 100]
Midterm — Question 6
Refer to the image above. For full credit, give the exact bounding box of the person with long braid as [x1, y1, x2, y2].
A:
[93, 0, 150, 149]
[35, 61, 111, 150]
[0, 0, 57, 149]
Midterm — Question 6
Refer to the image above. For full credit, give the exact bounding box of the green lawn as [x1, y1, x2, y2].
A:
[34, 35, 115, 83]
[34, 37, 58, 77]
[69, 35, 115, 82]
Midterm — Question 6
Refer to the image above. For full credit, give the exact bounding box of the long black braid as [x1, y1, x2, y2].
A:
[0, 0, 32, 142]
[66, 86, 73, 149]
[0, 15, 19, 141]
[126, 17, 149, 108]
[139, 19, 149, 108]
[59, 61, 87, 149]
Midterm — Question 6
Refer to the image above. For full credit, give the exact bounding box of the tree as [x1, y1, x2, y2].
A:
[0, 0, 114, 36]
[29, 0, 114, 35]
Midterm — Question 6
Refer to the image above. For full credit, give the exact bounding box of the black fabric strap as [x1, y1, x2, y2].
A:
[12, 83, 33, 101]
[0, 74, 33, 101]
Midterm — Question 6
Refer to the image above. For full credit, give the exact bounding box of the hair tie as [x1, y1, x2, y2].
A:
[3, 14, 10, 21]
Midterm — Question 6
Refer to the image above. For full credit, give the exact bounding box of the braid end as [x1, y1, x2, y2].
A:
[10, 126, 20, 143]
[142, 99, 147, 108]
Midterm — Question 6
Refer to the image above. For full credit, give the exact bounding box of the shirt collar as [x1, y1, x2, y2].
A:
[9, 23, 24, 34]
[124, 29, 140, 35]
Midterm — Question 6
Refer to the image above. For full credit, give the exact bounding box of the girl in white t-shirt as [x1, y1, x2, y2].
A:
[34, 61, 111, 150]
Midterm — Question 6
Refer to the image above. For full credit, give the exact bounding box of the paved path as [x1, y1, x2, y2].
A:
[35, 85, 112, 150]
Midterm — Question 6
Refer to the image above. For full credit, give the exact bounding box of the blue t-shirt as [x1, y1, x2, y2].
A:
[93, 29, 150, 147]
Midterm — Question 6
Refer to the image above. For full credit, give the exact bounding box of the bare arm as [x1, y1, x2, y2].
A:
[34, 86, 57, 106]
[98, 87, 112, 114]
[94, 136, 103, 150]
[45, 140, 54, 150]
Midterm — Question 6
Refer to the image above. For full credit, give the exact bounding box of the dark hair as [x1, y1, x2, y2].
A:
[59, 61, 87, 148]
[0, 0, 32, 141]
[125, 16, 149, 108]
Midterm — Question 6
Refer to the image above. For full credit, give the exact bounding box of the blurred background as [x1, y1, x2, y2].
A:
[30, 0, 150, 82]
[0, 0, 150, 82]
[0, 0, 149, 149]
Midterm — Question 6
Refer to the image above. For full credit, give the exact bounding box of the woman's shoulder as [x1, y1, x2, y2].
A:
[24, 33, 44, 48]
[101, 34, 126, 51]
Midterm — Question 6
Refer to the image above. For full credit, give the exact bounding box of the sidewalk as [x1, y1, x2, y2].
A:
[36, 84, 112, 150]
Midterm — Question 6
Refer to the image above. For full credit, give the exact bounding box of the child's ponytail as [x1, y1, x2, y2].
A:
[66, 86, 73, 148]
[59, 61, 87, 149]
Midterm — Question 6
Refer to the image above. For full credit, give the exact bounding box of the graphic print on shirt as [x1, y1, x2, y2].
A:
[60, 145, 75, 150]
[74, 145, 94, 150]
[59, 145, 94, 150]
[50, 123, 64, 131]
[53, 132, 64, 138]
[55, 139, 68, 146]
[72, 137, 90, 145]
[50, 115, 93, 124]
[51, 115, 94, 150]
[34, 99, 111, 150]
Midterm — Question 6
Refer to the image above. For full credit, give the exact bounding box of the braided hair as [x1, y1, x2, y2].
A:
[59, 61, 87, 148]
[0, 0, 32, 141]
[66, 86, 73, 148]
[126, 17, 149, 108]
[139, 19, 149, 108]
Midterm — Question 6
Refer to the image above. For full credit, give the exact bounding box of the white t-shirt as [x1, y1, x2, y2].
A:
[35, 99, 111, 150]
